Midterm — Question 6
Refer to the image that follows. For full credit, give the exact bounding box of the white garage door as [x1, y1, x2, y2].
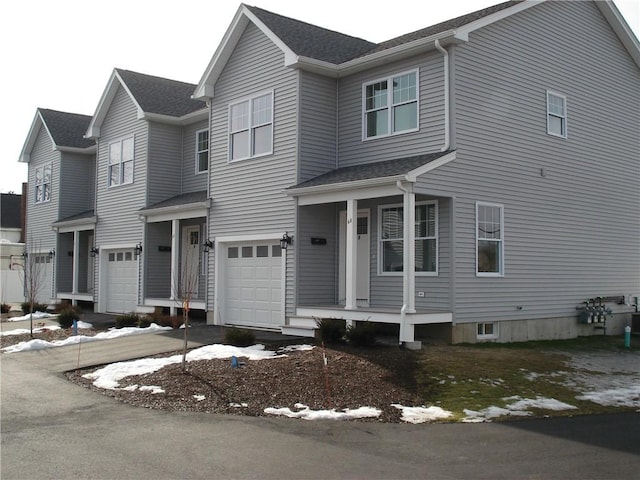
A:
[33, 253, 53, 304]
[106, 249, 137, 313]
[225, 242, 283, 329]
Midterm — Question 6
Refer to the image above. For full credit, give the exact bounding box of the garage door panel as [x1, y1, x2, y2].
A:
[225, 241, 283, 329]
[106, 249, 137, 313]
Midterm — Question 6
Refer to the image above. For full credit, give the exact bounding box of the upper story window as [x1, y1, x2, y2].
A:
[379, 200, 438, 275]
[364, 70, 418, 140]
[108, 137, 134, 187]
[34, 163, 51, 204]
[476, 202, 504, 276]
[229, 91, 273, 162]
[546, 91, 567, 138]
[196, 129, 209, 173]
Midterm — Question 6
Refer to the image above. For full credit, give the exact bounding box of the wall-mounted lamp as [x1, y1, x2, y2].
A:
[280, 232, 293, 250]
[203, 239, 214, 253]
[48, 249, 56, 258]
[134, 242, 143, 257]
[22, 251, 28, 259]
[90, 246, 99, 257]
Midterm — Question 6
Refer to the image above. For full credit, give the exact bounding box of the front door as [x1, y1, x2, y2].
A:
[181, 226, 200, 297]
[339, 209, 370, 306]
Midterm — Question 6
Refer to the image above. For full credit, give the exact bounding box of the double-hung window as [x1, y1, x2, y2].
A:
[364, 70, 418, 140]
[34, 163, 51, 203]
[546, 90, 567, 138]
[476, 202, 504, 276]
[196, 129, 209, 173]
[108, 137, 134, 187]
[229, 91, 273, 161]
[379, 201, 437, 274]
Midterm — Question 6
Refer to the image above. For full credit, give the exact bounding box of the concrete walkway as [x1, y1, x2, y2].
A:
[2, 315, 307, 372]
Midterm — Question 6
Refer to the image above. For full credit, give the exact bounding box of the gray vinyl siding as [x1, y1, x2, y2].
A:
[297, 204, 338, 305]
[298, 72, 337, 182]
[147, 122, 181, 206]
[337, 51, 445, 167]
[26, 127, 58, 253]
[365, 196, 451, 311]
[59, 152, 95, 219]
[95, 85, 147, 246]
[208, 23, 298, 313]
[417, 1, 640, 324]
[182, 120, 209, 193]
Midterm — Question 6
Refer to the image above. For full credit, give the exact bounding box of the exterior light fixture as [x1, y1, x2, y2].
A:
[280, 232, 292, 250]
[48, 249, 56, 258]
[203, 239, 214, 253]
[90, 246, 99, 257]
[134, 242, 143, 257]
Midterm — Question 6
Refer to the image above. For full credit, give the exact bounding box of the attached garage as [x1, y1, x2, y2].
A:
[222, 241, 284, 329]
[105, 249, 138, 313]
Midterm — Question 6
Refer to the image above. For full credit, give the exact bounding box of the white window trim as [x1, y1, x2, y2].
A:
[546, 90, 567, 139]
[107, 135, 135, 188]
[476, 201, 504, 277]
[228, 89, 274, 163]
[195, 129, 209, 174]
[477, 322, 499, 340]
[362, 68, 420, 141]
[377, 200, 438, 277]
[34, 163, 52, 204]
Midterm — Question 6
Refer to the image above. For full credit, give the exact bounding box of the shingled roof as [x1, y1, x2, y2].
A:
[245, 5, 375, 64]
[0, 193, 22, 229]
[289, 151, 454, 190]
[246, 1, 521, 64]
[116, 69, 206, 117]
[38, 109, 94, 149]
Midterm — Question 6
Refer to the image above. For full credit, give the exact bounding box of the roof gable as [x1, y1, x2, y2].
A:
[86, 69, 207, 138]
[19, 108, 94, 163]
[195, 0, 639, 95]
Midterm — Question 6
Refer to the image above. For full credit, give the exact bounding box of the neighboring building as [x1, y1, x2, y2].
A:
[0, 192, 26, 305]
[19, 0, 640, 345]
[19, 108, 96, 305]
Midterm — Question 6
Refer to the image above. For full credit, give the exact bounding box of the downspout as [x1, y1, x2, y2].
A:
[434, 40, 450, 152]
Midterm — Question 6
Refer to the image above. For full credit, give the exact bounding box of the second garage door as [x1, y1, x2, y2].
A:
[225, 242, 283, 329]
[106, 249, 137, 313]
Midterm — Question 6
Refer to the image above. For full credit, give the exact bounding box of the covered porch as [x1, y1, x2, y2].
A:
[138, 191, 210, 315]
[52, 211, 97, 306]
[286, 152, 457, 347]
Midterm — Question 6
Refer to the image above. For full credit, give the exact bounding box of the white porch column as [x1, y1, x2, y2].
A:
[170, 219, 180, 316]
[345, 199, 358, 310]
[403, 187, 416, 314]
[72, 230, 80, 296]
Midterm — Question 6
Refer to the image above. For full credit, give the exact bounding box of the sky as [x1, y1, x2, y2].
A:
[2, 316, 639, 421]
[1, 0, 638, 193]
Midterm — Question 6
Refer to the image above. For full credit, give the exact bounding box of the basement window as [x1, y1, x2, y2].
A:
[477, 322, 498, 340]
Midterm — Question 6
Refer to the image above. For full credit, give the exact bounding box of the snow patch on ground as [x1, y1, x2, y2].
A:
[2, 323, 172, 353]
[391, 404, 453, 424]
[6, 312, 54, 322]
[1, 325, 61, 337]
[462, 396, 577, 422]
[264, 403, 381, 421]
[577, 385, 640, 408]
[83, 344, 285, 390]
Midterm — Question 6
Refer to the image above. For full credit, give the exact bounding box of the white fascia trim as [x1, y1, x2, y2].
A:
[406, 151, 457, 181]
[142, 108, 208, 126]
[98, 242, 139, 250]
[19, 112, 46, 163]
[86, 70, 130, 139]
[287, 175, 406, 197]
[52, 217, 97, 233]
[139, 201, 210, 223]
[454, 0, 545, 38]
[295, 184, 405, 206]
[194, 5, 298, 100]
[596, 1, 640, 68]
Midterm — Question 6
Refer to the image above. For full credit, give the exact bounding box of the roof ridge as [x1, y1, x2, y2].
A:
[115, 67, 198, 89]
